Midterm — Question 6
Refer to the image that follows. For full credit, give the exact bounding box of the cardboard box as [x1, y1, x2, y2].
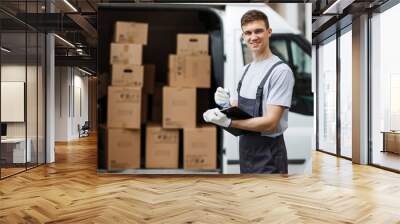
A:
[145, 124, 179, 168]
[114, 21, 148, 45]
[168, 54, 211, 88]
[151, 83, 163, 123]
[112, 64, 144, 87]
[184, 125, 217, 170]
[385, 133, 400, 154]
[177, 34, 209, 56]
[108, 86, 141, 129]
[163, 87, 196, 129]
[108, 128, 141, 170]
[143, 64, 156, 94]
[110, 43, 142, 65]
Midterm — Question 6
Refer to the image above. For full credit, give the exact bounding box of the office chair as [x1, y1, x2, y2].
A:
[79, 121, 90, 138]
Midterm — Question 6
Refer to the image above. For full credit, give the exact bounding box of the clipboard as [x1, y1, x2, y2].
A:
[220, 106, 253, 119]
[220, 107, 257, 136]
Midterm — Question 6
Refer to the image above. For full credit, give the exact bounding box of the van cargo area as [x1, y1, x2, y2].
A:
[97, 4, 224, 173]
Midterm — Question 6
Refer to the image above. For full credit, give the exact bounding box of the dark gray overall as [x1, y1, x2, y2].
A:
[237, 61, 288, 174]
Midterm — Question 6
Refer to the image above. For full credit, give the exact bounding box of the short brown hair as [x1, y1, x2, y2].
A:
[241, 10, 269, 29]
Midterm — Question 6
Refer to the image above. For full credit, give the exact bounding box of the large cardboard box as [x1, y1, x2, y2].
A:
[110, 43, 142, 65]
[143, 64, 156, 94]
[163, 87, 196, 129]
[108, 86, 141, 129]
[184, 126, 217, 170]
[177, 34, 208, 56]
[145, 124, 179, 168]
[114, 21, 148, 45]
[112, 64, 144, 87]
[168, 54, 211, 88]
[108, 128, 141, 170]
[151, 83, 163, 123]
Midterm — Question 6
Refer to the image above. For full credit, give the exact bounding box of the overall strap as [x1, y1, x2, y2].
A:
[254, 61, 284, 117]
[237, 64, 251, 95]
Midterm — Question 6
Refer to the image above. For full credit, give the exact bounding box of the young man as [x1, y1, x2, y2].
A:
[203, 10, 295, 174]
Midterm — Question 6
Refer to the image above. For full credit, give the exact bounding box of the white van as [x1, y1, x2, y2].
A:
[97, 3, 313, 174]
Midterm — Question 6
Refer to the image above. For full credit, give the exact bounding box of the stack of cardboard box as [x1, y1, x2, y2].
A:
[107, 26, 217, 171]
[107, 21, 148, 170]
[162, 34, 217, 170]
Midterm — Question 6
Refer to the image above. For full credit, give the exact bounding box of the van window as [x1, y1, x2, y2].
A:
[291, 41, 311, 77]
[270, 40, 289, 62]
[241, 35, 313, 116]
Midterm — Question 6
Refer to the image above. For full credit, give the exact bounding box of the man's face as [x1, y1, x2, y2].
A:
[242, 20, 271, 54]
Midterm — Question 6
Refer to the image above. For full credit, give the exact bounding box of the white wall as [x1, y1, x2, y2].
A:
[1, 65, 26, 81]
[55, 67, 89, 141]
[76, 70, 89, 138]
[55, 66, 70, 141]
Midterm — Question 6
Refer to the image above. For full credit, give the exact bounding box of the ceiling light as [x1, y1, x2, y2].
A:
[322, 0, 354, 15]
[63, 0, 78, 12]
[77, 67, 94, 76]
[323, 0, 340, 14]
[54, 34, 75, 48]
[1, 47, 11, 53]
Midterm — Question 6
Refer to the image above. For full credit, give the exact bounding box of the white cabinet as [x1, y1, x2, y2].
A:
[1, 138, 32, 163]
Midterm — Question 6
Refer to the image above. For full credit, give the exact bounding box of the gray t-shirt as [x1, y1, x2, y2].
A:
[231, 55, 295, 137]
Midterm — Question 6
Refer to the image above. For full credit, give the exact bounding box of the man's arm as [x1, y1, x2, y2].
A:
[230, 104, 285, 132]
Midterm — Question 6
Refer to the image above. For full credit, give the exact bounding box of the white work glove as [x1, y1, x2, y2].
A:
[214, 87, 231, 108]
[203, 108, 232, 128]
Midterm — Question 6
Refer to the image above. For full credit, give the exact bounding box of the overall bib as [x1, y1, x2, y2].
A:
[237, 61, 288, 174]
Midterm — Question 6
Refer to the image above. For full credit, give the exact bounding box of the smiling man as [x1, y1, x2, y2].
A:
[203, 10, 295, 174]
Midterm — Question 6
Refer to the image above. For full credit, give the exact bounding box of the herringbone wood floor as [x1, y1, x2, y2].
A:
[1, 135, 400, 223]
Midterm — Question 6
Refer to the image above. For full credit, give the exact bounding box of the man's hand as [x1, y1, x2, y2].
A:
[214, 87, 230, 108]
[203, 108, 232, 128]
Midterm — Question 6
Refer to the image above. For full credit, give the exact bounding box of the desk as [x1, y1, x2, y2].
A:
[1, 138, 31, 163]
[382, 131, 400, 154]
